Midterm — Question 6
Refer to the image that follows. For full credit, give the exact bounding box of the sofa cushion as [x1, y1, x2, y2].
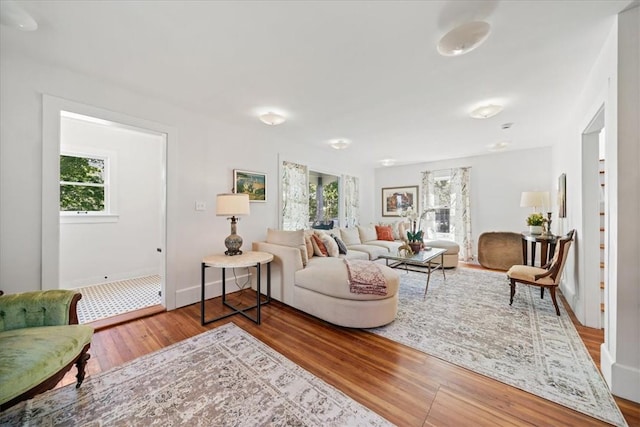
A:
[0, 325, 93, 405]
[340, 250, 369, 260]
[339, 227, 361, 245]
[346, 244, 389, 260]
[295, 257, 398, 301]
[267, 228, 308, 266]
[426, 239, 460, 255]
[366, 240, 403, 252]
[357, 224, 378, 242]
[375, 225, 394, 241]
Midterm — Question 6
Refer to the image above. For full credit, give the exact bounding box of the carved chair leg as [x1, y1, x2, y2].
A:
[540, 287, 545, 299]
[509, 279, 516, 305]
[549, 287, 560, 316]
[75, 345, 91, 388]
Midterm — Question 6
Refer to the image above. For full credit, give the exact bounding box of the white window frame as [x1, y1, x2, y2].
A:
[59, 147, 118, 224]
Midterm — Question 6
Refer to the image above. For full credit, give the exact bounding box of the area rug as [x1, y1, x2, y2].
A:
[1, 323, 392, 426]
[368, 267, 626, 426]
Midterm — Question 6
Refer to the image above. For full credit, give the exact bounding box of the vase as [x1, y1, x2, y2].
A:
[529, 225, 543, 235]
[408, 242, 422, 253]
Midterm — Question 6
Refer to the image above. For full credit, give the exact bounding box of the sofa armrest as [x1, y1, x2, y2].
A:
[252, 241, 303, 305]
[0, 290, 81, 332]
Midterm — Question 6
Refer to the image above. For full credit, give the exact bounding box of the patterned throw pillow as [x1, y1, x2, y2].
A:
[375, 225, 394, 241]
[311, 234, 328, 257]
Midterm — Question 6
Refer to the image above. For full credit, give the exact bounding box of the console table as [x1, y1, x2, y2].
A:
[201, 251, 273, 325]
[521, 232, 557, 267]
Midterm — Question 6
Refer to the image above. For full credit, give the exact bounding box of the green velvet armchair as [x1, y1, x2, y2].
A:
[0, 290, 94, 410]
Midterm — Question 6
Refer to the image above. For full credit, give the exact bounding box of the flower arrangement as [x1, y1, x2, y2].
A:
[400, 207, 424, 244]
[526, 212, 545, 226]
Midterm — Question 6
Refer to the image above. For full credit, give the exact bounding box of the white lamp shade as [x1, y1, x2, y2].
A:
[520, 191, 550, 209]
[216, 193, 250, 216]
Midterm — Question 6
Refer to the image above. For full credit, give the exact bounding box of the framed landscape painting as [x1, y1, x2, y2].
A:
[382, 186, 418, 217]
[234, 169, 266, 202]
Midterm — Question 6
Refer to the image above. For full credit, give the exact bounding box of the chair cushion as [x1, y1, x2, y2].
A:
[0, 324, 94, 405]
[507, 265, 555, 286]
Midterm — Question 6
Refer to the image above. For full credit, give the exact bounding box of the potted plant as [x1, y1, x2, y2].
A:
[407, 229, 424, 253]
[526, 212, 545, 235]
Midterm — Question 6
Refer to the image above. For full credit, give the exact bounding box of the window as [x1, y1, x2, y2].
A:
[309, 171, 339, 228]
[60, 152, 108, 214]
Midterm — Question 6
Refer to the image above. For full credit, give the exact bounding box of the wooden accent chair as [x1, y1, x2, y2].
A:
[506, 229, 575, 315]
[0, 290, 93, 410]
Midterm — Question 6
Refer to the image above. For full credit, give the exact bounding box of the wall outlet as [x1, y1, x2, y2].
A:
[195, 201, 206, 211]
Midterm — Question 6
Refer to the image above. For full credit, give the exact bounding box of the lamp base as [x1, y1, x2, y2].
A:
[224, 233, 243, 256]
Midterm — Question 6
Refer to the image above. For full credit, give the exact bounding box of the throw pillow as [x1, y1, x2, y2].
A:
[320, 233, 339, 257]
[339, 227, 361, 246]
[304, 235, 315, 259]
[333, 235, 348, 254]
[379, 221, 402, 240]
[311, 234, 328, 257]
[375, 225, 394, 241]
[357, 224, 378, 242]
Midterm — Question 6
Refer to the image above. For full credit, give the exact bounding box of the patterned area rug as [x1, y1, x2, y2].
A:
[76, 275, 161, 323]
[368, 268, 626, 426]
[1, 323, 391, 426]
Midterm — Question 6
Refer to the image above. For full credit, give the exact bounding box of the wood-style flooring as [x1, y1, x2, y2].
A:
[59, 266, 640, 426]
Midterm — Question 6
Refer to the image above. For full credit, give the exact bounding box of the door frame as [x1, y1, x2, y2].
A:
[42, 95, 173, 309]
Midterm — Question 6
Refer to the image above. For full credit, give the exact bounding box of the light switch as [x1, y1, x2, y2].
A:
[195, 201, 206, 211]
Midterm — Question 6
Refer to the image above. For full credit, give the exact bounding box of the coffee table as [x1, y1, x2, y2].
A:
[379, 247, 447, 297]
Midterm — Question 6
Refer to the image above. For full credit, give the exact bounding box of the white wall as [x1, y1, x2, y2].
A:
[374, 147, 552, 258]
[552, 7, 639, 402]
[59, 117, 164, 288]
[0, 52, 373, 309]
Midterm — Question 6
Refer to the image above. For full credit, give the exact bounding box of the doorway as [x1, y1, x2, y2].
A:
[42, 95, 171, 321]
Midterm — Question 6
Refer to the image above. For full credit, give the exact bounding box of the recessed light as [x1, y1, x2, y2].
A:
[380, 158, 396, 167]
[437, 21, 491, 57]
[470, 104, 503, 119]
[258, 112, 286, 126]
[328, 139, 351, 150]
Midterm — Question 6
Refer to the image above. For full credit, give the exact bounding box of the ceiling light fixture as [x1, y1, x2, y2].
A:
[258, 112, 285, 126]
[380, 158, 396, 167]
[328, 139, 351, 150]
[470, 104, 503, 119]
[488, 141, 510, 152]
[437, 21, 490, 57]
[0, 0, 38, 31]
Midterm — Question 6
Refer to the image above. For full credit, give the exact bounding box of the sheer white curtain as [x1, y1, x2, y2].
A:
[281, 161, 309, 230]
[421, 167, 473, 261]
[342, 174, 359, 228]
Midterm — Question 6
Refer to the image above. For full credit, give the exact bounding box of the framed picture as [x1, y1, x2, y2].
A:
[234, 169, 267, 202]
[558, 173, 566, 218]
[381, 186, 418, 217]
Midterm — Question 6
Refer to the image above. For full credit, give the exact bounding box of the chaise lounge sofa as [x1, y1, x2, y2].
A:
[253, 228, 400, 328]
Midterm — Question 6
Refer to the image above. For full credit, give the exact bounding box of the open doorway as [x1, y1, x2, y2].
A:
[41, 95, 170, 323]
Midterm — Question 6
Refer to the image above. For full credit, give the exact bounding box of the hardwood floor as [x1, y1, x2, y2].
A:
[59, 270, 640, 426]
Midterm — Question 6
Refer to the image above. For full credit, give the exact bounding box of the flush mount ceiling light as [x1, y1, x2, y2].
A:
[328, 139, 351, 150]
[258, 112, 285, 126]
[380, 158, 396, 167]
[437, 21, 490, 56]
[470, 104, 503, 119]
[0, 0, 38, 31]
[488, 141, 510, 152]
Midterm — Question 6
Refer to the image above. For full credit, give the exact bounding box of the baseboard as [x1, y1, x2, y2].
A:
[601, 343, 640, 402]
[63, 268, 158, 289]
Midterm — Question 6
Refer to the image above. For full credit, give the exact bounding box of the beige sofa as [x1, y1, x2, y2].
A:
[338, 225, 405, 260]
[253, 229, 400, 328]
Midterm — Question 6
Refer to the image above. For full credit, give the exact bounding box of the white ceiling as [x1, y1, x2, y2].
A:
[1, 0, 632, 166]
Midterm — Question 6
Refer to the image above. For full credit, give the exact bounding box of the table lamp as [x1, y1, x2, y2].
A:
[216, 193, 250, 256]
[520, 191, 550, 212]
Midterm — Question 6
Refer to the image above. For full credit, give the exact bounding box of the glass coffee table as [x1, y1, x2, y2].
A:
[379, 247, 447, 297]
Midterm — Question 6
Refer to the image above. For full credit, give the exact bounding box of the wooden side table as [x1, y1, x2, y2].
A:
[521, 232, 558, 267]
[201, 251, 273, 325]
